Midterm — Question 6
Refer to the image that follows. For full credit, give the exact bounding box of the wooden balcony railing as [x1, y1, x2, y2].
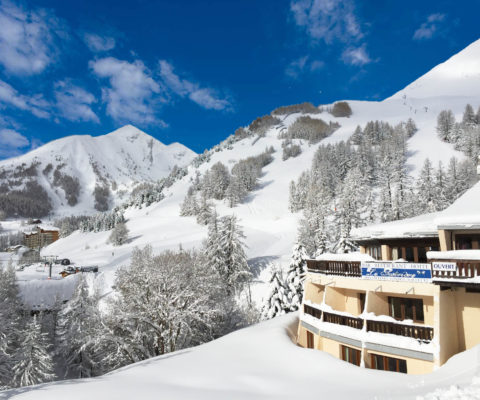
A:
[431, 259, 480, 279]
[303, 304, 322, 319]
[323, 311, 364, 330]
[306, 260, 361, 277]
[366, 320, 433, 342]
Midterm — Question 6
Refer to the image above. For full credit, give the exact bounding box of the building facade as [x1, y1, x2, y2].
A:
[297, 183, 480, 374]
[24, 225, 59, 249]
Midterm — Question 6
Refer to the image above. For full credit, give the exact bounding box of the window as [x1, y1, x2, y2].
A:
[391, 247, 399, 260]
[368, 246, 381, 260]
[405, 247, 414, 262]
[371, 354, 407, 373]
[388, 297, 424, 322]
[417, 247, 427, 263]
[358, 293, 366, 313]
[341, 345, 361, 366]
[306, 331, 314, 349]
[456, 236, 473, 250]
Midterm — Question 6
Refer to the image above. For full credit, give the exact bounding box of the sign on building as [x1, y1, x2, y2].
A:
[432, 262, 457, 272]
[361, 261, 432, 282]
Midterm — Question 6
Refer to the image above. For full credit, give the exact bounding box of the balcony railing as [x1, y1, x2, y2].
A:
[306, 260, 361, 277]
[430, 259, 480, 279]
[323, 311, 364, 330]
[304, 304, 322, 319]
[308, 259, 480, 281]
[366, 320, 433, 342]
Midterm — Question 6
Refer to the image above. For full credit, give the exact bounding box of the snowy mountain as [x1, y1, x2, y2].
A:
[0, 125, 196, 216]
[44, 38, 480, 305]
[4, 314, 480, 400]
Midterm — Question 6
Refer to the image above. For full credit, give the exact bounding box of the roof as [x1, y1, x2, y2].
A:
[435, 181, 480, 228]
[351, 213, 440, 241]
[314, 252, 375, 262]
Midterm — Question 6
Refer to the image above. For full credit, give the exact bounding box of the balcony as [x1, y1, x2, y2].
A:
[307, 258, 480, 282]
[323, 311, 364, 330]
[366, 320, 433, 342]
[306, 260, 361, 277]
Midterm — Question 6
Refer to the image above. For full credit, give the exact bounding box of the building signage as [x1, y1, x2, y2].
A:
[361, 262, 432, 282]
[432, 262, 457, 272]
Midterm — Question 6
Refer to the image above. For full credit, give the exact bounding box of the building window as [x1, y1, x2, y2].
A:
[341, 345, 361, 366]
[368, 246, 381, 260]
[306, 331, 314, 349]
[405, 247, 414, 262]
[391, 247, 399, 260]
[358, 293, 366, 313]
[371, 354, 407, 373]
[456, 236, 473, 250]
[388, 297, 424, 322]
[417, 247, 427, 263]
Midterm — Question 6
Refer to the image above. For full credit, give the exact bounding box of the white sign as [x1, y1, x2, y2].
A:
[361, 261, 432, 282]
[432, 262, 457, 272]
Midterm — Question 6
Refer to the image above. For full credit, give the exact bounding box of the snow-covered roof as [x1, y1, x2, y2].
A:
[351, 213, 440, 241]
[427, 250, 480, 261]
[24, 224, 59, 235]
[314, 252, 375, 262]
[435, 181, 480, 228]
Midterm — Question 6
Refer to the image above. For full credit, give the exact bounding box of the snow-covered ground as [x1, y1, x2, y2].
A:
[3, 313, 480, 400]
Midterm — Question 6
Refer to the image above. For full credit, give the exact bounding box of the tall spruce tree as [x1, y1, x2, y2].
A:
[12, 315, 55, 387]
[284, 243, 308, 311]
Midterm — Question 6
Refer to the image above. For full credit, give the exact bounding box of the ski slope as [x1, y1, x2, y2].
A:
[3, 313, 480, 400]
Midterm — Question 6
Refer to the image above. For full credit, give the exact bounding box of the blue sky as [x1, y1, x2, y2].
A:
[0, 0, 479, 158]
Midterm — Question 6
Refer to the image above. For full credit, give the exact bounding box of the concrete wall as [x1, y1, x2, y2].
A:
[438, 288, 460, 365]
[325, 287, 363, 316]
[454, 288, 480, 351]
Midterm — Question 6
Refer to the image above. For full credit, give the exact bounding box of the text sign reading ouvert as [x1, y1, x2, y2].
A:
[361, 262, 432, 282]
[432, 262, 457, 272]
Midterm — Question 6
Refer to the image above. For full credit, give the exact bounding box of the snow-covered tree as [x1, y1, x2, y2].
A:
[217, 215, 251, 294]
[0, 264, 22, 389]
[12, 315, 55, 387]
[179, 190, 198, 216]
[436, 110, 455, 142]
[57, 275, 101, 378]
[416, 158, 436, 213]
[196, 193, 213, 225]
[108, 222, 129, 246]
[261, 265, 289, 320]
[283, 243, 308, 311]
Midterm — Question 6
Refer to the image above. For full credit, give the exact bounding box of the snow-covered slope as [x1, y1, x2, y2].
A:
[0, 125, 196, 216]
[43, 39, 480, 306]
[4, 314, 480, 400]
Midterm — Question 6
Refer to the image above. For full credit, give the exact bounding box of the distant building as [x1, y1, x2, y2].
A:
[24, 225, 59, 249]
[297, 181, 480, 375]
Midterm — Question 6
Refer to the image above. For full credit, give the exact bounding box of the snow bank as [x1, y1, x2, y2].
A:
[435, 182, 480, 227]
[4, 314, 480, 400]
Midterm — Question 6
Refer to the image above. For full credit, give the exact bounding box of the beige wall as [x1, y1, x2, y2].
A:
[438, 289, 460, 365]
[454, 288, 480, 351]
[304, 282, 324, 304]
[325, 287, 364, 316]
[438, 229, 452, 251]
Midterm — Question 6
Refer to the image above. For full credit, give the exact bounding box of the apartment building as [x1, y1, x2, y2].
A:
[297, 181, 480, 374]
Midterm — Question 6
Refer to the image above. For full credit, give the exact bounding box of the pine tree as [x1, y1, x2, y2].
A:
[462, 104, 476, 126]
[416, 158, 436, 213]
[12, 315, 55, 387]
[180, 191, 198, 216]
[0, 264, 22, 389]
[225, 177, 246, 208]
[196, 193, 213, 225]
[108, 222, 129, 246]
[436, 110, 455, 142]
[405, 118, 418, 137]
[57, 275, 101, 378]
[218, 215, 251, 294]
[204, 210, 224, 276]
[283, 243, 308, 311]
[261, 265, 289, 320]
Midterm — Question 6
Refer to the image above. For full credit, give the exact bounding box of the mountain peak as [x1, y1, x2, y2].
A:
[389, 38, 480, 100]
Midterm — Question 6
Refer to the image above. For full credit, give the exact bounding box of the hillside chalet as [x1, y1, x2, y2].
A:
[297, 180, 480, 374]
[24, 225, 59, 249]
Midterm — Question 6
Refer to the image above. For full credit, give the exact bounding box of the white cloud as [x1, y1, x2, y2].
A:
[290, 0, 363, 44]
[90, 57, 166, 126]
[0, 79, 50, 118]
[285, 56, 325, 79]
[413, 13, 446, 41]
[158, 60, 232, 111]
[0, 1, 62, 75]
[341, 44, 371, 66]
[54, 80, 99, 123]
[83, 33, 116, 52]
[0, 128, 29, 158]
